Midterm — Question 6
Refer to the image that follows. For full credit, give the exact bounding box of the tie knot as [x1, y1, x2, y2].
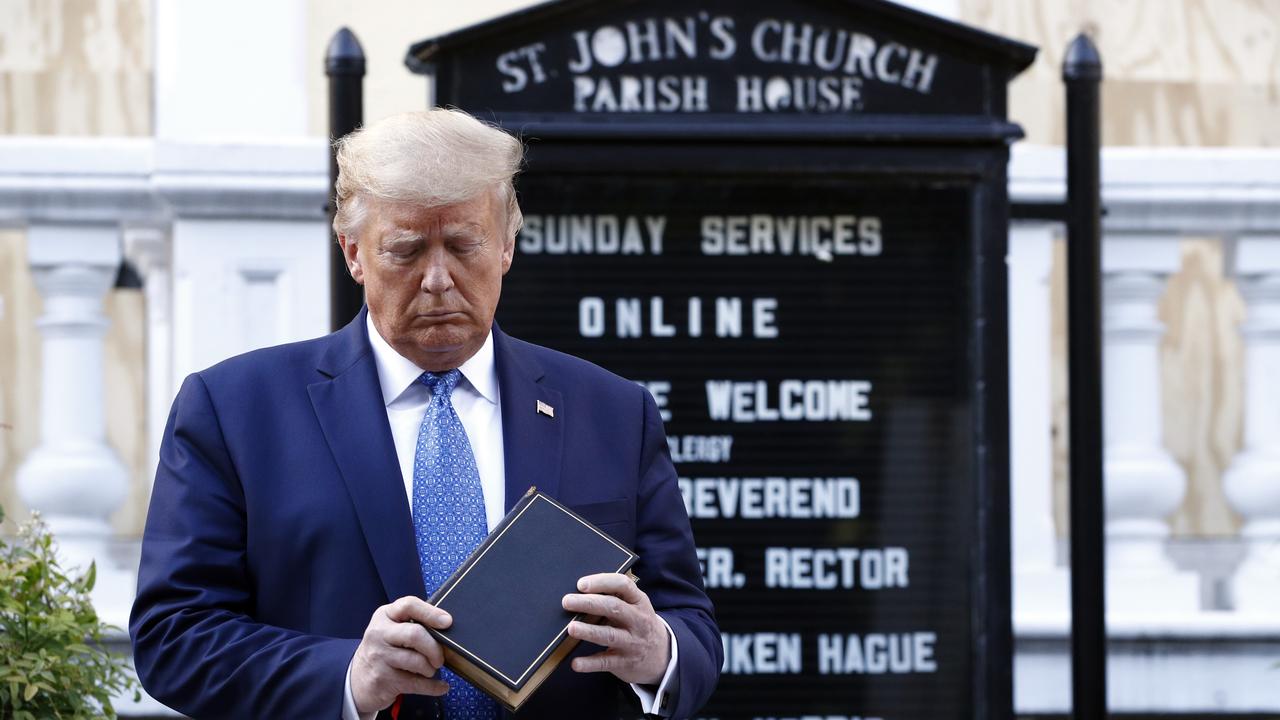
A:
[418, 369, 462, 398]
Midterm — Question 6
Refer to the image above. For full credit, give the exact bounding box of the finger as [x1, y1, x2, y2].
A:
[384, 647, 441, 678]
[385, 596, 453, 629]
[384, 622, 446, 669]
[567, 619, 629, 649]
[562, 593, 634, 625]
[571, 650, 620, 674]
[577, 573, 645, 605]
[391, 668, 450, 697]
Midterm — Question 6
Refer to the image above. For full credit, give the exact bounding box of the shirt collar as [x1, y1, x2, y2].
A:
[365, 312, 499, 407]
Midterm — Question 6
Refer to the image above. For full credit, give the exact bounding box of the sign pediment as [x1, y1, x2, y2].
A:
[407, 0, 1035, 123]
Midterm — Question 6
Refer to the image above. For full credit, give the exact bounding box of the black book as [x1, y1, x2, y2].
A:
[426, 487, 639, 711]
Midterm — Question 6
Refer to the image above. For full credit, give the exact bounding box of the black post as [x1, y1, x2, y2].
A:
[327, 27, 366, 331]
[1063, 33, 1106, 720]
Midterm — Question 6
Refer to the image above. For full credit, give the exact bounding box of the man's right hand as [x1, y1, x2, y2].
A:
[350, 596, 453, 714]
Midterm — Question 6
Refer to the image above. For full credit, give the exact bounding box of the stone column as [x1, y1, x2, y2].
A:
[1102, 237, 1199, 613]
[16, 223, 134, 624]
[1223, 236, 1280, 613]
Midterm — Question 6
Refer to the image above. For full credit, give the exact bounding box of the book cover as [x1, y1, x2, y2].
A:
[426, 487, 639, 711]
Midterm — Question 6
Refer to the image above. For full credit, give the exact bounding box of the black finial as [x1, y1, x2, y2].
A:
[1063, 32, 1102, 81]
[326, 27, 366, 76]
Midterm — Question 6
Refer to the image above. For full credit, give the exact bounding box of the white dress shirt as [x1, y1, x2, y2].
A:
[368, 314, 507, 531]
[342, 316, 677, 719]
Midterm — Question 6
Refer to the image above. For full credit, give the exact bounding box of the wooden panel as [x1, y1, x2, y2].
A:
[0, 229, 41, 531]
[1048, 236, 1069, 539]
[960, 0, 1280, 146]
[0, 0, 152, 135]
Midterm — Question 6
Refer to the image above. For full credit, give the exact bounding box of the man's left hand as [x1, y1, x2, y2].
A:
[562, 572, 671, 686]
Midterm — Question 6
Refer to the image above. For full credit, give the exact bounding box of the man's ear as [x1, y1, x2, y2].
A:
[501, 231, 515, 276]
[337, 234, 364, 284]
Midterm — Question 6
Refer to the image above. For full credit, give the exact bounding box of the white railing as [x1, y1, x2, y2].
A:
[1010, 144, 1280, 712]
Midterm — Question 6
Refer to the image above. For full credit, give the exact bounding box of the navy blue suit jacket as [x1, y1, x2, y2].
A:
[130, 309, 721, 719]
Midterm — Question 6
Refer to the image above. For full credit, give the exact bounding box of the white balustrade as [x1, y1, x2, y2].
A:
[1101, 237, 1199, 613]
[16, 223, 134, 624]
[1223, 235, 1280, 613]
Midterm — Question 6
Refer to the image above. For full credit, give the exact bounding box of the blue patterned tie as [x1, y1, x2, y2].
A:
[411, 369, 499, 720]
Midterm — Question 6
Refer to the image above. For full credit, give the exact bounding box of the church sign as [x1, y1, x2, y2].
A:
[411, 2, 1014, 119]
[408, 2, 1034, 718]
[496, 14, 945, 114]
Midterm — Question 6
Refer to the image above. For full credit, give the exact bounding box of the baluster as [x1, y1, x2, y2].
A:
[16, 223, 134, 623]
[1224, 236, 1280, 613]
[1102, 238, 1199, 613]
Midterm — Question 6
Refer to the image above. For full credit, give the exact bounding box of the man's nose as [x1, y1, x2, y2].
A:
[421, 255, 454, 294]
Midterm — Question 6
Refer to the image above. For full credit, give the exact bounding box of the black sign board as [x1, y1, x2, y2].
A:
[409, 2, 1034, 718]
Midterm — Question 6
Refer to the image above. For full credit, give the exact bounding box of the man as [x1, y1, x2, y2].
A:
[130, 109, 721, 719]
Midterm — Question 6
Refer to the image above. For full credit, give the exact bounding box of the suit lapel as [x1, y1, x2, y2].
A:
[309, 309, 426, 603]
[494, 326, 564, 510]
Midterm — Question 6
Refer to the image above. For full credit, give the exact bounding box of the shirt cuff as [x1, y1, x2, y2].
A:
[343, 658, 378, 720]
[630, 615, 679, 717]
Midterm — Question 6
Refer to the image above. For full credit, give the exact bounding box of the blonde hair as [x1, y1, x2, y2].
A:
[333, 108, 524, 241]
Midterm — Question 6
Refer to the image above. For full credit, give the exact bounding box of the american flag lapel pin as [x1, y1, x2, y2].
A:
[536, 400, 555, 418]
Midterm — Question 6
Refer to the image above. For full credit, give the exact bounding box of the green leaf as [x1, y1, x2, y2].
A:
[80, 561, 96, 593]
[22, 682, 37, 701]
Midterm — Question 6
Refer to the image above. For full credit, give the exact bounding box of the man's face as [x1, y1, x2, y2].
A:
[340, 189, 514, 371]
